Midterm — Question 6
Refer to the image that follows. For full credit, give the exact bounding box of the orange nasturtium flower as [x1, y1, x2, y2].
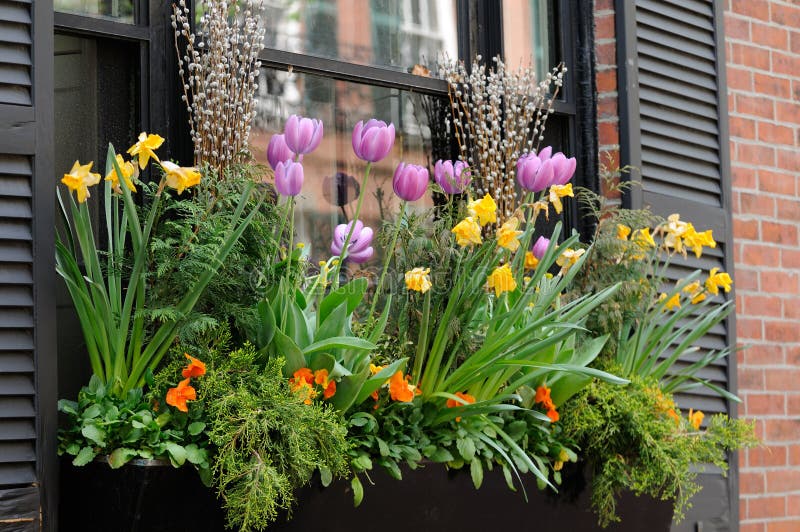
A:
[104, 154, 137, 194]
[446, 391, 476, 422]
[61, 160, 101, 203]
[182, 353, 207, 378]
[127, 131, 165, 169]
[496, 218, 523, 252]
[388, 371, 420, 403]
[160, 161, 202, 195]
[166, 378, 197, 413]
[313, 369, 337, 400]
[688, 409, 704, 430]
[452, 216, 482, 247]
[289, 367, 317, 405]
[468, 194, 498, 227]
[487, 264, 517, 297]
[534, 385, 559, 423]
[667, 408, 680, 425]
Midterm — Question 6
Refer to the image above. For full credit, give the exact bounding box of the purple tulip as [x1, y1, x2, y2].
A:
[434, 160, 471, 194]
[284, 114, 323, 155]
[532, 236, 550, 260]
[331, 219, 374, 263]
[352, 119, 395, 163]
[549, 152, 577, 186]
[537, 146, 553, 162]
[274, 160, 304, 196]
[517, 153, 554, 192]
[267, 134, 296, 170]
[393, 163, 429, 202]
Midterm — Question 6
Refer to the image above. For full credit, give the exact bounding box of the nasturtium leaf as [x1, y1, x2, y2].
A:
[108, 448, 137, 469]
[319, 466, 333, 487]
[80, 424, 106, 446]
[72, 446, 96, 466]
[164, 442, 187, 466]
[470, 458, 484, 489]
[188, 422, 206, 436]
[351, 476, 364, 507]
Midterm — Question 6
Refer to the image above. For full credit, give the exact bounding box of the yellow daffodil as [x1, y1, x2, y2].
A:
[127, 132, 165, 169]
[160, 161, 201, 194]
[548, 183, 573, 214]
[468, 194, 497, 227]
[496, 218, 523, 252]
[532, 199, 549, 222]
[61, 160, 101, 203]
[524, 252, 539, 270]
[556, 247, 585, 274]
[633, 227, 655, 248]
[487, 263, 517, 297]
[705, 268, 732, 295]
[688, 409, 704, 430]
[617, 224, 631, 240]
[369, 363, 385, 375]
[104, 154, 137, 194]
[659, 292, 681, 311]
[663, 213, 688, 254]
[681, 281, 706, 304]
[683, 226, 716, 258]
[405, 267, 432, 293]
[452, 216, 482, 247]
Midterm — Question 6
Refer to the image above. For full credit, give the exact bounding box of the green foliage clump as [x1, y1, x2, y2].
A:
[146, 165, 279, 345]
[560, 376, 757, 527]
[199, 344, 350, 531]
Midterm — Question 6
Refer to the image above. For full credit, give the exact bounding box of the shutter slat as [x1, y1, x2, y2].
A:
[638, 70, 717, 108]
[0, 22, 31, 45]
[0, 352, 33, 372]
[0, 397, 34, 417]
[638, 0, 712, 30]
[0, 330, 33, 350]
[0, 285, 32, 306]
[0, 2, 31, 24]
[639, 85, 718, 122]
[638, 42, 716, 77]
[0, 463, 35, 484]
[0, 442, 35, 463]
[0, 242, 31, 262]
[0, 420, 34, 440]
[0, 264, 31, 284]
[641, 116, 719, 151]
[0, 43, 29, 66]
[637, 23, 715, 60]
[0, 197, 30, 218]
[0, 220, 31, 240]
[639, 56, 717, 92]
[0, 375, 33, 395]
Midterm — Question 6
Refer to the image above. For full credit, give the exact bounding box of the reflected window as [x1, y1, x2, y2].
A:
[252, 69, 443, 264]
[263, 0, 458, 73]
[502, 0, 555, 82]
[55, 0, 135, 23]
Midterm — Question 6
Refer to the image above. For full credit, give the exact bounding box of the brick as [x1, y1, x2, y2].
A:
[595, 13, 614, 40]
[729, 66, 754, 91]
[594, 0, 614, 11]
[740, 523, 764, 532]
[741, 471, 767, 495]
[777, 149, 799, 173]
[731, 42, 772, 71]
[754, 73, 793, 100]
[740, 367, 765, 390]
[782, 248, 800, 269]
[736, 93, 776, 119]
[767, 521, 800, 532]
[776, 198, 800, 222]
[765, 370, 800, 392]
[790, 445, 800, 466]
[735, 268, 760, 291]
[596, 69, 617, 93]
[775, 101, 800, 124]
[744, 295, 783, 317]
[752, 22, 789, 50]
[742, 344, 784, 365]
[787, 395, 800, 416]
[760, 169, 796, 195]
[764, 320, 800, 343]
[748, 496, 786, 520]
[788, 346, 800, 366]
[596, 41, 615, 66]
[772, 51, 800, 78]
[761, 221, 798, 246]
[731, 116, 758, 139]
[738, 142, 777, 166]
[742, 243, 781, 266]
[739, 317, 765, 341]
[740, 192, 775, 216]
[771, 2, 800, 28]
[731, 0, 771, 21]
[761, 271, 799, 294]
[734, 217, 760, 239]
[725, 13, 751, 40]
[598, 121, 618, 146]
[758, 123, 795, 145]
[785, 298, 800, 320]
[597, 95, 617, 119]
[787, 495, 800, 516]
[746, 393, 786, 415]
[767, 468, 800, 491]
[748, 445, 787, 467]
[792, 31, 800, 55]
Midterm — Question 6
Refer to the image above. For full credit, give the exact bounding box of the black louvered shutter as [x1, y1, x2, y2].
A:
[0, 0, 55, 530]
[616, 0, 736, 531]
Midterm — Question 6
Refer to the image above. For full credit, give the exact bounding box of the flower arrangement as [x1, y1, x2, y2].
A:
[56, 13, 756, 529]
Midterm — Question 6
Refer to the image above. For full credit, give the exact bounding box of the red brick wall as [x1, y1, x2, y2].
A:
[726, 1, 800, 530]
[594, 0, 620, 197]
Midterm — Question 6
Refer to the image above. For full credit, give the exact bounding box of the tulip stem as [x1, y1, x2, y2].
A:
[284, 197, 296, 287]
[369, 200, 406, 321]
[333, 162, 371, 288]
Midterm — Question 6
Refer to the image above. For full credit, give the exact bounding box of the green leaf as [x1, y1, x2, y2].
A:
[354, 358, 408, 405]
[320, 466, 333, 487]
[319, 278, 367, 324]
[82, 404, 102, 420]
[427, 447, 454, 463]
[303, 336, 377, 356]
[470, 458, 484, 489]
[255, 300, 276, 349]
[377, 438, 390, 457]
[73, 446, 96, 466]
[457, 438, 476, 461]
[329, 368, 370, 412]
[315, 301, 347, 341]
[351, 476, 364, 507]
[272, 330, 306, 377]
[308, 352, 336, 374]
[108, 448, 137, 469]
[80, 424, 106, 446]
[164, 442, 187, 467]
[187, 422, 206, 436]
[58, 399, 79, 416]
[184, 444, 207, 465]
[351, 455, 372, 471]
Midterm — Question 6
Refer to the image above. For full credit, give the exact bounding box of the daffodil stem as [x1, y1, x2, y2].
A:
[369, 201, 406, 321]
[333, 162, 371, 288]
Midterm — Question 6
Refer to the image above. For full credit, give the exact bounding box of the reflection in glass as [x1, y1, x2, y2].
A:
[502, 0, 554, 82]
[55, 0, 134, 22]
[263, 0, 458, 73]
[252, 68, 449, 266]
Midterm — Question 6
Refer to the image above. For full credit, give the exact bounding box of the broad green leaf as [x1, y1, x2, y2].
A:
[187, 422, 206, 436]
[319, 278, 367, 324]
[315, 301, 347, 341]
[457, 438, 476, 462]
[73, 446, 96, 466]
[303, 337, 377, 356]
[351, 476, 364, 507]
[81, 424, 106, 446]
[329, 368, 370, 412]
[255, 300, 276, 349]
[470, 458, 484, 489]
[354, 358, 408, 404]
[185, 444, 207, 465]
[164, 442, 186, 467]
[319, 466, 333, 487]
[108, 448, 137, 469]
[272, 330, 306, 377]
[308, 352, 336, 374]
[426, 447, 454, 463]
[82, 404, 102, 419]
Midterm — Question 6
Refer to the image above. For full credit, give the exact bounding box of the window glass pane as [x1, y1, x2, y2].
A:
[252, 68, 446, 265]
[264, 0, 458, 73]
[502, 0, 555, 81]
[55, 0, 135, 23]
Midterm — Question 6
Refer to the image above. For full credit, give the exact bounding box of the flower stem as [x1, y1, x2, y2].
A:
[333, 162, 371, 287]
[369, 200, 407, 321]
